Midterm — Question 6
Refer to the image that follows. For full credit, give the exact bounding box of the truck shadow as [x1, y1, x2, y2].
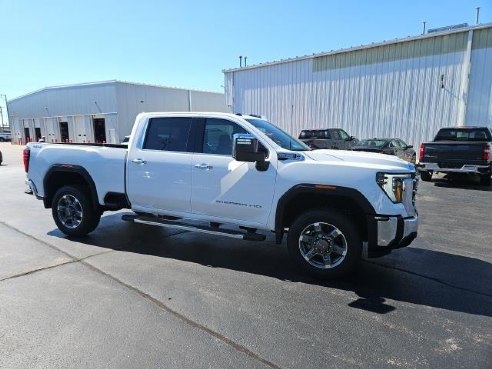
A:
[430, 174, 492, 192]
[51, 213, 492, 318]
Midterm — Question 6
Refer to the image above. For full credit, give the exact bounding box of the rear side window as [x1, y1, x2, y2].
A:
[143, 117, 192, 151]
[299, 130, 312, 139]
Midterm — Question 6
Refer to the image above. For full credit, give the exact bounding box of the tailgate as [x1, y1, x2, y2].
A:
[423, 142, 487, 166]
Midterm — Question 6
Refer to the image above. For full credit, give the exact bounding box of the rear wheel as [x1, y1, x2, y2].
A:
[287, 209, 361, 278]
[480, 173, 491, 186]
[420, 170, 432, 182]
[51, 186, 101, 237]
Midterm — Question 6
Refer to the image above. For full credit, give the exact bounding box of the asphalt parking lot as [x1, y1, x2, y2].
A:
[0, 142, 491, 369]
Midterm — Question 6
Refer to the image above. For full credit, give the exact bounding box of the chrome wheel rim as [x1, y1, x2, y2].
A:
[298, 222, 348, 269]
[57, 194, 83, 229]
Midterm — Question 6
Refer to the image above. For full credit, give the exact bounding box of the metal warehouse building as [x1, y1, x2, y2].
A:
[8, 81, 226, 144]
[224, 23, 492, 151]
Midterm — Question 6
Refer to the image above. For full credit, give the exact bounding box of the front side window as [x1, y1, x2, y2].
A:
[338, 130, 349, 140]
[202, 119, 247, 155]
[143, 117, 192, 151]
[396, 139, 407, 148]
[330, 130, 340, 140]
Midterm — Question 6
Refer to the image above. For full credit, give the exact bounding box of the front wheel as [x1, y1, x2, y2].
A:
[51, 186, 101, 237]
[287, 209, 361, 278]
[420, 170, 432, 182]
[480, 173, 491, 186]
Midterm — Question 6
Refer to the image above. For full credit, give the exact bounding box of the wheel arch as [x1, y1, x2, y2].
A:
[43, 165, 99, 211]
[275, 184, 375, 244]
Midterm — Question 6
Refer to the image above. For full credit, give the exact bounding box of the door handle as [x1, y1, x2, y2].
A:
[194, 163, 213, 170]
[132, 158, 146, 165]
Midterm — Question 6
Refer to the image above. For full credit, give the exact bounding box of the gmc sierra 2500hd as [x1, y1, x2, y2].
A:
[24, 112, 418, 277]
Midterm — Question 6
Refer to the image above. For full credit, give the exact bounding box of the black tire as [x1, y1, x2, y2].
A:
[287, 209, 361, 278]
[420, 170, 432, 182]
[0, 138, 4, 142]
[480, 173, 491, 186]
[51, 185, 101, 237]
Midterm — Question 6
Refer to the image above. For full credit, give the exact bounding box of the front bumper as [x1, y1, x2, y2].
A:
[366, 214, 418, 257]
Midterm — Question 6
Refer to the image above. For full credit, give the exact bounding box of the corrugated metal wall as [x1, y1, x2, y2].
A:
[9, 82, 118, 118]
[225, 25, 492, 152]
[467, 27, 492, 124]
[9, 81, 226, 144]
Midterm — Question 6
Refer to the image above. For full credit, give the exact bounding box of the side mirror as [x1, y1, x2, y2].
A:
[232, 134, 269, 171]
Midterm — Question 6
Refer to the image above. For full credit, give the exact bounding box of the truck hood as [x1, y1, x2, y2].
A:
[303, 149, 415, 172]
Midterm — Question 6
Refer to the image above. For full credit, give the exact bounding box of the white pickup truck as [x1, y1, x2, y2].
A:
[24, 112, 418, 277]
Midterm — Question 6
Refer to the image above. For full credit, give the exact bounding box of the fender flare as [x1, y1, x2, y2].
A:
[274, 184, 375, 243]
[43, 164, 99, 210]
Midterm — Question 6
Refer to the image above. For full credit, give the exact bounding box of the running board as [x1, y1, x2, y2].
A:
[121, 214, 266, 241]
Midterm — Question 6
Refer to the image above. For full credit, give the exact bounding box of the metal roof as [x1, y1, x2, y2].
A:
[10, 80, 223, 102]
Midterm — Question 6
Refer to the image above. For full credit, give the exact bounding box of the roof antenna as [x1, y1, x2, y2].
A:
[476, 7, 480, 25]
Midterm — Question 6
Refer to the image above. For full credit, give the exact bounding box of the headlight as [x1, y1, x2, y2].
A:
[376, 172, 413, 203]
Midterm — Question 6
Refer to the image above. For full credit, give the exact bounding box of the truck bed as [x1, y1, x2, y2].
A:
[26, 142, 128, 205]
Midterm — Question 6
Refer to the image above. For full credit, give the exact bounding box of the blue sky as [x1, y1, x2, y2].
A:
[0, 0, 490, 114]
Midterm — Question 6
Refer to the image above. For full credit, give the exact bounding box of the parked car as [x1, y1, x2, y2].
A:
[298, 128, 358, 150]
[0, 131, 11, 142]
[351, 138, 416, 163]
[24, 112, 418, 278]
[418, 126, 492, 185]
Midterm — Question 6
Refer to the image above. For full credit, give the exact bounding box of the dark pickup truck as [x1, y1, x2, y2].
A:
[418, 127, 492, 185]
[298, 128, 357, 150]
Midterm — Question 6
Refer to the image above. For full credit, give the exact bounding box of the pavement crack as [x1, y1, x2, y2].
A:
[0, 251, 115, 283]
[0, 221, 78, 260]
[80, 261, 283, 369]
[0, 260, 77, 282]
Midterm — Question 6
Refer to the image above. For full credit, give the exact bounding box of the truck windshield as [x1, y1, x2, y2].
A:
[246, 118, 310, 151]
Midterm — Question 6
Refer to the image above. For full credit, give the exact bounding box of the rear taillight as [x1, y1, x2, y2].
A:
[419, 144, 425, 160]
[23, 148, 30, 173]
[484, 144, 491, 161]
